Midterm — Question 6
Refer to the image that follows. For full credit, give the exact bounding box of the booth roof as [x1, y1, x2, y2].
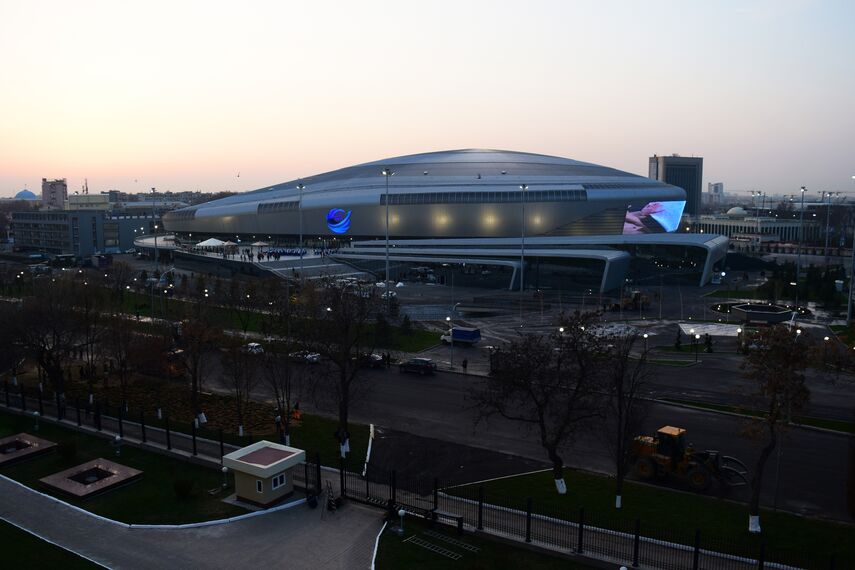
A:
[196, 238, 225, 247]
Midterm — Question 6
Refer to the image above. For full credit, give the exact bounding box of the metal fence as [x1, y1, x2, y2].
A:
[0, 381, 842, 570]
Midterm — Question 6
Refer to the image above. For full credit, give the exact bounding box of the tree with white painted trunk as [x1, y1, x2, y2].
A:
[471, 313, 603, 494]
[600, 332, 651, 509]
[174, 301, 222, 426]
[300, 279, 380, 459]
[222, 337, 260, 438]
[740, 325, 810, 534]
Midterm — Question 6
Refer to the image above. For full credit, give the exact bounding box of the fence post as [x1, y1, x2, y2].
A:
[191, 421, 197, 455]
[94, 401, 101, 431]
[304, 460, 310, 494]
[20, 384, 26, 411]
[140, 411, 147, 443]
[339, 457, 346, 498]
[55, 391, 62, 420]
[76, 398, 81, 427]
[758, 540, 765, 570]
[577, 507, 585, 554]
[693, 529, 701, 570]
[365, 468, 370, 499]
[433, 477, 439, 511]
[118, 404, 124, 438]
[315, 452, 322, 494]
[633, 518, 640, 567]
[219, 428, 225, 459]
[4, 380, 8, 408]
[391, 470, 397, 506]
[477, 486, 484, 531]
[37, 389, 43, 416]
[165, 415, 172, 450]
[525, 497, 533, 543]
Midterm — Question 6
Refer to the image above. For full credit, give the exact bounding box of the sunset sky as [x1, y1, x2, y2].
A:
[1, 0, 853, 197]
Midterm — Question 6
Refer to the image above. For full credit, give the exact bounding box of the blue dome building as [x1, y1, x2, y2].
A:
[14, 189, 37, 200]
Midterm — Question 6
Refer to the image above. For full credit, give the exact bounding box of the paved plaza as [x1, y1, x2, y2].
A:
[0, 476, 383, 569]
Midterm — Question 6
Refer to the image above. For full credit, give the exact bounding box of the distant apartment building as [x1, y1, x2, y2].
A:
[707, 182, 724, 206]
[694, 207, 819, 251]
[649, 155, 703, 218]
[11, 209, 158, 256]
[41, 178, 68, 210]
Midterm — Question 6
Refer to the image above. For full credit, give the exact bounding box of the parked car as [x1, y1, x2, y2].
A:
[289, 350, 321, 364]
[357, 353, 384, 369]
[381, 291, 397, 300]
[242, 342, 264, 355]
[399, 357, 437, 375]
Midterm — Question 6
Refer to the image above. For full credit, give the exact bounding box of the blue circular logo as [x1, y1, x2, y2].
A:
[326, 208, 352, 234]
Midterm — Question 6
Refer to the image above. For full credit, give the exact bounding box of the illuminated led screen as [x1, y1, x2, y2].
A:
[623, 200, 686, 234]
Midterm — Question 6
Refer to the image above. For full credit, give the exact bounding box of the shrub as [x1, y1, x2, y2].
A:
[400, 315, 413, 336]
[173, 478, 194, 499]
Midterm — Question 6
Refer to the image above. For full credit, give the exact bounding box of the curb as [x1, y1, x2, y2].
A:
[654, 399, 855, 438]
[370, 521, 388, 570]
[0, 515, 110, 569]
[0, 474, 307, 529]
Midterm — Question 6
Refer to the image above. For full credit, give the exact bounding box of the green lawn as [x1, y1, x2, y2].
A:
[133, 404, 370, 470]
[0, 520, 100, 569]
[448, 470, 854, 567]
[120, 290, 438, 351]
[0, 410, 247, 524]
[661, 398, 855, 434]
[830, 324, 855, 346]
[375, 516, 599, 570]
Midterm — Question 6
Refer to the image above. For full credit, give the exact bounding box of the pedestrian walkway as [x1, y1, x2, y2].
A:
[0, 476, 383, 569]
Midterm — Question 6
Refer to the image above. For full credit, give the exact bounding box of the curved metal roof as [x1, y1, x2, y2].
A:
[178, 149, 669, 212]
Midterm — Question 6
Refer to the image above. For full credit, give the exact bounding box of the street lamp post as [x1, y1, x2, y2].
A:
[821, 191, 832, 264]
[519, 184, 527, 293]
[848, 176, 855, 324]
[297, 183, 305, 281]
[382, 168, 394, 312]
[445, 301, 461, 369]
[693, 333, 700, 363]
[795, 186, 806, 308]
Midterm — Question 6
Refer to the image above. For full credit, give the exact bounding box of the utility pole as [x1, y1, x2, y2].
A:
[382, 168, 393, 312]
[519, 184, 527, 293]
[848, 177, 855, 324]
[297, 182, 305, 281]
[795, 186, 806, 309]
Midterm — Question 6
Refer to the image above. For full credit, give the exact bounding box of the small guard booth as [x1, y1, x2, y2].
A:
[222, 441, 305, 507]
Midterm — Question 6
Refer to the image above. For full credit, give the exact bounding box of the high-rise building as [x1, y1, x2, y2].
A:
[707, 182, 724, 206]
[648, 155, 703, 217]
[41, 178, 68, 210]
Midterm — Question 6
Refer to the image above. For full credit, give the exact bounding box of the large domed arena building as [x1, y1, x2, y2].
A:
[162, 149, 727, 291]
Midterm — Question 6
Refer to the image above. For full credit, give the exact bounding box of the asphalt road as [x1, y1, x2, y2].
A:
[343, 367, 854, 522]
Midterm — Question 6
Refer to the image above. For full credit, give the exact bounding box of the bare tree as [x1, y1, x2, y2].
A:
[222, 337, 260, 437]
[741, 325, 810, 533]
[175, 301, 222, 424]
[600, 332, 651, 509]
[103, 315, 136, 405]
[225, 279, 257, 337]
[263, 349, 312, 446]
[259, 278, 310, 446]
[14, 280, 81, 403]
[73, 279, 107, 390]
[472, 313, 604, 494]
[300, 279, 379, 458]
